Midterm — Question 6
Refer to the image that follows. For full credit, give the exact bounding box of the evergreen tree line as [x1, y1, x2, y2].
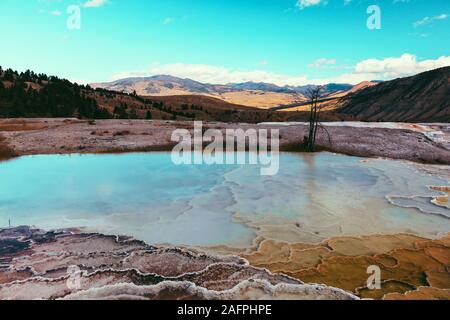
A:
[0, 66, 112, 118]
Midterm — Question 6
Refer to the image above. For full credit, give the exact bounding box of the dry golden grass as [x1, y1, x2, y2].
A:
[280, 99, 343, 112]
[219, 91, 305, 109]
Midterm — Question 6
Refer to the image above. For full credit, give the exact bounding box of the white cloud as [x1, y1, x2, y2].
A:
[295, 0, 411, 10]
[308, 58, 336, 68]
[110, 71, 148, 80]
[109, 54, 450, 86]
[353, 54, 450, 79]
[50, 10, 62, 16]
[414, 14, 448, 27]
[69, 78, 93, 85]
[110, 63, 308, 85]
[83, 0, 108, 8]
[296, 0, 324, 10]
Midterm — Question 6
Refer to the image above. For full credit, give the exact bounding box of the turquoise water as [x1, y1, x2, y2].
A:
[0, 152, 449, 246]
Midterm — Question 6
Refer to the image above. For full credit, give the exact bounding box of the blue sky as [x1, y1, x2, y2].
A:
[0, 0, 449, 85]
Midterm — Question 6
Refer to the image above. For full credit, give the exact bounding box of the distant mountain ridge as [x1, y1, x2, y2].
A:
[91, 76, 354, 108]
[92, 76, 353, 95]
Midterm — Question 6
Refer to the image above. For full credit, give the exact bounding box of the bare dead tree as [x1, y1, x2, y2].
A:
[304, 86, 328, 152]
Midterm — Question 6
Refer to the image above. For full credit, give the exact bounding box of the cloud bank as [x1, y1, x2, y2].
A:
[110, 54, 450, 86]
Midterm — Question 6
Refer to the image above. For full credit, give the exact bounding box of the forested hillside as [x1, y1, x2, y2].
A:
[0, 67, 111, 118]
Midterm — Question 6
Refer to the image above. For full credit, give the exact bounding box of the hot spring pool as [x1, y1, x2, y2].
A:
[0, 152, 448, 247]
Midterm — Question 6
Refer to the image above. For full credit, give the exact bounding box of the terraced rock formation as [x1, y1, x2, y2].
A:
[0, 226, 356, 300]
[243, 234, 450, 300]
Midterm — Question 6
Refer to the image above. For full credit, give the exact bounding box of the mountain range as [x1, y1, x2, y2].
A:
[91, 76, 354, 108]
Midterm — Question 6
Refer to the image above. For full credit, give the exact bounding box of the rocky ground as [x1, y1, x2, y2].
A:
[242, 233, 450, 300]
[0, 119, 449, 164]
[0, 226, 448, 300]
[0, 226, 357, 300]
